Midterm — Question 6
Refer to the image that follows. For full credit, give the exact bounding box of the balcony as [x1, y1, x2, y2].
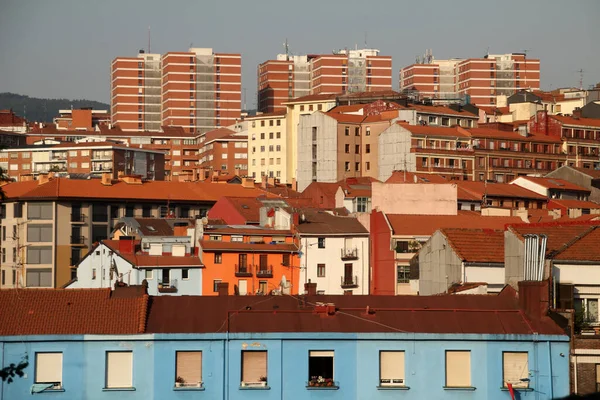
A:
[70, 235, 86, 245]
[70, 213, 86, 223]
[256, 267, 273, 278]
[235, 264, 252, 277]
[341, 248, 358, 260]
[340, 275, 359, 288]
[70, 257, 81, 266]
[158, 279, 178, 293]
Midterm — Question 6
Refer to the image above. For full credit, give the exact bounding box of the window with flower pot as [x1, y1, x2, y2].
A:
[175, 351, 202, 388]
[241, 351, 267, 387]
[379, 351, 405, 387]
[307, 351, 335, 387]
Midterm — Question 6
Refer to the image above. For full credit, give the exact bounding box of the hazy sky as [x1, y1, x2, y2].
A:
[1, 0, 598, 108]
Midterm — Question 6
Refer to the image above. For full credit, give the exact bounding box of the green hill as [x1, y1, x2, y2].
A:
[0, 92, 109, 123]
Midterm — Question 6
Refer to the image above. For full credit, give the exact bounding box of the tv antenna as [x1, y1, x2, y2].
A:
[283, 38, 290, 61]
[576, 69, 584, 90]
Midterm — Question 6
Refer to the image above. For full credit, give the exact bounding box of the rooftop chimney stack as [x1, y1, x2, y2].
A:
[305, 280, 317, 296]
[101, 172, 112, 186]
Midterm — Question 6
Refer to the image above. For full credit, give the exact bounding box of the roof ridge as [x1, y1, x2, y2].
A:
[547, 225, 600, 258]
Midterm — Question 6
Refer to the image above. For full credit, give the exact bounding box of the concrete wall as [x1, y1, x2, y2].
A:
[504, 230, 525, 289]
[418, 231, 463, 295]
[297, 112, 338, 192]
[547, 166, 600, 203]
[371, 182, 458, 215]
[370, 210, 395, 295]
[1, 332, 570, 400]
[377, 124, 415, 182]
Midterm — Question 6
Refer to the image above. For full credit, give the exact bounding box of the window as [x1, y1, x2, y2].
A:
[214, 252, 222, 264]
[366, 162, 370, 171]
[365, 144, 370, 153]
[105, 351, 133, 389]
[345, 144, 350, 154]
[379, 351, 405, 387]
[14, 202, 23, 218]
[28, 203, 52, 220]
[176, 351, 202, 387]
[241, 351, 267, 386]
[503, 352, 528, 389]
[182, 269, 189, 280]
[345, 127, 349, 136]
[27, 247, 52, 264]
[356, 197, 369, 213]
[355, 127, 359, 136]
[317, 263, 326, 277]
[125, 205, 134, 217]
[35, 353, 63, 389]
[213, 279, 222, 293]
[145, 270, 153, 280]
[445, 351, 471, 388]
[26, 268, 52, 287]
[397, 265, 410, 283]
[282, 253, 290, 266]
[92, 269, 97, 280]
[344, 162, 350, 171]
[27, 225, 52, 242]
[308, 351, 334, 385]
[317, 238, 325, 248]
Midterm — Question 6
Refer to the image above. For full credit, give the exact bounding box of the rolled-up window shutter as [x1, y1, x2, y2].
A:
[503, 352, 528, 388]
[242, 351, 267, 383]
[35, 353, 62, 385]
[446, 351, 471, 387]
[176, 351, 202, 385]
[106, 352, 132, 388]
[380, 351, 405, 383]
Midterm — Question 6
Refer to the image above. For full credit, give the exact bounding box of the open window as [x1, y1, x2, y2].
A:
[175, 351, 202, 388]
[308, 351, 336, 387]
[35, 353, 63, 390]
[241, 351, 267, 387]
[379, 351, 405, 387]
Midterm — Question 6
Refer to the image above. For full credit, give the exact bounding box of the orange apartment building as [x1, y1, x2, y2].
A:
[197, 127, 248, 177]
[112, 48, 241, 134]
[199, 226, 300, 296]
[257, 49, 392, 113]
[0, 142, 165, 181]
[399, 52, 540, 106]
[53, 108, 110, 131]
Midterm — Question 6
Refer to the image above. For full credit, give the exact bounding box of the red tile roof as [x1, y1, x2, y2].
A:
[398, 123, 471, 138]
[144, 288, 565, 335]
[199, 240, 298, 253]
[386, 214, 524, 236]
[3, 177, 268, 202]
[516, 176, 591, 192]
[552, 228, 600, 261]
[102, 240, 203, 268]
[552, 115, 600, 128]
[0, 288, 147, 335]
[549, 199, 600, 210]
[468, 128, 562, 143]
[385, 171, 449, 184]
[456, 181, 547, 200]
[295, 209, 368, 235]
[441, 228, 505, 263]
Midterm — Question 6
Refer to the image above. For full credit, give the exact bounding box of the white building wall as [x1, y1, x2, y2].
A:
[300, 235, 369, 295]
[510, 177, 548, 196]
[464, 265, 505, 292]
[377, 124, 415, 182]
[297, 112, 338, 192]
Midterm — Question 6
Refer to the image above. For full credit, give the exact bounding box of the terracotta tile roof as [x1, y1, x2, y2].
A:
[468, 128, 562, 143]
[144, 288, 565, 335]
[516, 176, 591, 192]
[199, 240, 298, 253]
[102, 240, 203, 268]
[398, 123, 471, 138]
[203, 127, 238, 142]
[133, 218, 175, 236]
[295, 209, 368, 235]
[456, 181, 547, 200]
[0, 288, 148, 335]
[552, 115, 600, 128]
[552, 227, 600, 261]
[441, 228, 505, 263]
[508, 221, 600, 258]
[3, 178, 267, 202]
[204, 226, 292, 236]
[549, 199, 600, 210]
[387, 214, 523, 236]
[385, 171, 449, 184]
[327, 104, 366, 114]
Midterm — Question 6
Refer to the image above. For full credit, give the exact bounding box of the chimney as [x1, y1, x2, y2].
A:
[234, 167, 241, 177]
[38, 173, 50, 185]
[101, 172, 112, 186]
[573, 107, 582, 118]
[242, 177, 255, 188]
[121, 175, 142, 185]
[291, 178, 298, 192]
[118, 236, 136, 254]
[261, 175, 268, 189]
[218, 281, 229, 296]
[19, 174, 33, 182]
[518, 280, 550, 321]
[212, 170, 219, 182]
[268, 177, 275, 187]
[304, 280, 317, 296]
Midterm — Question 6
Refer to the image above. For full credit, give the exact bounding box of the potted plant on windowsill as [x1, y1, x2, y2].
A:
[259, 376, 267, 387]
[175, 376, 186, 387]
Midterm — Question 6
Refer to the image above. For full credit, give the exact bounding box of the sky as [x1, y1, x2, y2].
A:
[1, 0, 599, 109]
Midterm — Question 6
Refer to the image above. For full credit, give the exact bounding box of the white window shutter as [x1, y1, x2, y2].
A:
[106, 352, 132, 388]
[176, 352, 202, 385]
[242, 351, 267, 383]
[503, 352, 528, 388]
[35, 353, 62, 385]
[380, 351, 405, 383]
[446, 351, 471, 387]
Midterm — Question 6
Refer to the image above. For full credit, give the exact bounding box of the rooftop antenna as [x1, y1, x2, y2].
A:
[577, 69, 584, 90]
[243, 88, 247, 111]
[364, 31, 368, 48]
[521, 49, 530, 88]
[148, 26, 151, 53]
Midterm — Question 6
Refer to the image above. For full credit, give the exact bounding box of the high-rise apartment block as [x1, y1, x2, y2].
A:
[399, 52, 540, 107]
[258, 49, 392, 113]
[112, 48, 241, 134]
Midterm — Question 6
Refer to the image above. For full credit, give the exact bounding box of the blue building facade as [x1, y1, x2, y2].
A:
[1, 332, 569, 400]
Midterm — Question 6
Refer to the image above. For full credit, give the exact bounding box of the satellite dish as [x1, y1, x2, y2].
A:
[201, 217, 208, 225]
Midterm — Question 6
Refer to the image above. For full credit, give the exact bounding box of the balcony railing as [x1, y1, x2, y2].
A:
[341, 248, 358, 260]
[235, 264, 252, 277]
[70, 213, 86, 223]
[70, 235, 85, 245]
[256, 267, 273, 278]
[70, 257, 81, 266]
[158, 279, 178, 293]
[340, 275, 359, 288]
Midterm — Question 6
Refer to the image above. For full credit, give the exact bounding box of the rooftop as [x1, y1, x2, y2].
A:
[102, 240, 203, 268]
[514, 176, 591, 192]
[386, 214, 523, 236]
[385, 171, 449, 184]
[295, 209, 369, 235]
[456, 181, 548, 200]
[552, 115, 600, 128]
[440, 228, 505, 263]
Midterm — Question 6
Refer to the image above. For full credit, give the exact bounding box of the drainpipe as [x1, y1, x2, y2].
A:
[523, 235, 530, 280]
[1, 341, 4, 400]
[573, 355, 578, 394]
[547, 342, 554, 399]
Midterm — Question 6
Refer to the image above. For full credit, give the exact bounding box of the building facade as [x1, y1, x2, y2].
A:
[246, 111, 288, 182]
[257, 55, 311, 113]
[197, 127, 248, 177]
[112, 48, 241, 134]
